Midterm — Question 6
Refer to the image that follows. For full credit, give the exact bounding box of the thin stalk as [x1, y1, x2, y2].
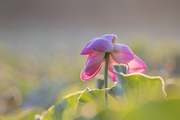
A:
[104, 52, 110, 106]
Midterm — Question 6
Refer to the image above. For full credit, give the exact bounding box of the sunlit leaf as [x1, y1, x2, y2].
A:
[1, 109, 42, 120]
[41, 91, 82, 120]
[74, 116, 91, 120]
[75, 109, 123, 120]
[92, 109, 123, 120]
[77, 88, 119, 118]
[17, 109, 42, 120]
[106, 65, 166, 109]
[78, 88, 105, 106]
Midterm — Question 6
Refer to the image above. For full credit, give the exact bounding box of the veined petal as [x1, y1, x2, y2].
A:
[87, 37, 114, 52]
[111, 44, 134, 64]
[107, 55, 118, 82]
[84, 53, 105, 76]
[81, 63, 103, 81]
[127, 55, 147, 73]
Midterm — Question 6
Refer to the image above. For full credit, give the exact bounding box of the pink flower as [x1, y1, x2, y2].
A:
[80, 34, 147, 82]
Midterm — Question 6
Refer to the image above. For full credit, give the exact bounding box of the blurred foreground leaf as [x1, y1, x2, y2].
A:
[1, 109, 42, 120]
[75, 109, 122, 120]
[124, 99, 180, 120]
[41, 91, 82, 120]
[106, 65, 166, 109]
[17, 109, 42, 120]
[165, 81, 180, 100]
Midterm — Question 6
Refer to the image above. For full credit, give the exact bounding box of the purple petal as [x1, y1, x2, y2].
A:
[81, 53, 105, 81]
[80, 39, 96, 55]
[81, 63, 103, 81]
[111, 44, 134, 64]
[87, 37, 114, 52]
[107, 55, 118, 82]
[84, 53, 105, 76]
[127, 55, 147, 73]
[80, 48, 98, 55]
[102, 34, 117, 44]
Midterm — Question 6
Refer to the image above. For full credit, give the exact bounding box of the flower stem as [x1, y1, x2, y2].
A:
[104, 53, 110, 106]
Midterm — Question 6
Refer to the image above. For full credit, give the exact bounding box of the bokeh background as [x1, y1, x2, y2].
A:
[0, 0, 180, 118]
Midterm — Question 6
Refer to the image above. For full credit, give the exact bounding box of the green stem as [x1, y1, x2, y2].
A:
[104, 53, 110, 106]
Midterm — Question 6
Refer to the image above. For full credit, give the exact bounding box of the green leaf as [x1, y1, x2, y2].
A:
[96, 76, 104, 89]
[106, 65, 166, 109]
[113, 64, 127, 74]
[1, 116, 13, 120]
[41, 91, 82, 120]
[78, 88, 105, 106]
[17, 109, 42, 120]
[75, 109, 123, 120]
[92, 109, 123, 120]
[74, 116, 92, 120]
[1, 109, 42, 120]
[77, 88, 119, 118]
[165, 82, 180, 100]
[124, 99, 180, 120]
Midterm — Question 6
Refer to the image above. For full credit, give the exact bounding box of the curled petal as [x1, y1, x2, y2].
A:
[102, 34, 117, 44]
[80, 39, 97, 55]
[87, 37, 114, 52]
[80, 48, 98, 55]
[81, 63, 103, 81]
[84, 53, 105, 76]
[81, 34, 117, 55]
[127, 55, 147, 73]
[111, 44, 134, 64]
[107, 55, 118, 82]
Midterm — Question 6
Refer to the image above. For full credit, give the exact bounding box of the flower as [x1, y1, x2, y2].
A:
[80, 34, 147, 82]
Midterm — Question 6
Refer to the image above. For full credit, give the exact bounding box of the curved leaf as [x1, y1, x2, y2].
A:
[41, 91, 82, 120]
[77, 88, 119, 118]
[106, 65, 166, 109]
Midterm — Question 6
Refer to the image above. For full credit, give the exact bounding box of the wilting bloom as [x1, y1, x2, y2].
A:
[80, 34, 147, 82]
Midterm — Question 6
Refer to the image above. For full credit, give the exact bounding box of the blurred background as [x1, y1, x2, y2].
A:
[0, 0, 180, 118]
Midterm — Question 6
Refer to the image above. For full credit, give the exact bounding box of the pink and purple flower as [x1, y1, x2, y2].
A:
[80, 34, 147, 82]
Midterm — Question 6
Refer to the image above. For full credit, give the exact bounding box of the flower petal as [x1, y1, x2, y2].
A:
[80, 48, 97, 55]
[80, 39, 97, 55]
[127, 55, 147, 73]
[102, 34, 117, 44]
[87, 37, 114, 52]
[81, 63, 103, 81]
[111, 44, 146, 73]
[108, 55, 118, 82]
[84, 53, 105, 76]
[111, 44, 134, 64]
